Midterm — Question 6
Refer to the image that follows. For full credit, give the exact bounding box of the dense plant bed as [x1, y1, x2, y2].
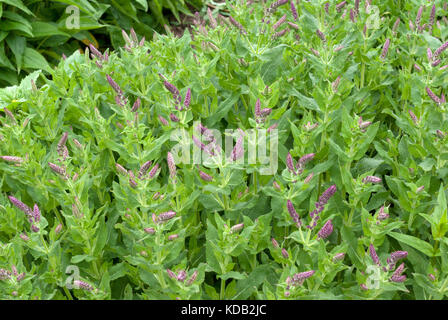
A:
[0, 0, 448, 300]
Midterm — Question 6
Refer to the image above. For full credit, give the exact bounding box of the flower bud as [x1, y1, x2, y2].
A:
[230, 223, 244, 233]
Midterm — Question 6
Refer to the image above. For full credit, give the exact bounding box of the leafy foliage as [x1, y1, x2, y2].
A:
[1, 0, 448, 300]
[0, 0, 202, 87]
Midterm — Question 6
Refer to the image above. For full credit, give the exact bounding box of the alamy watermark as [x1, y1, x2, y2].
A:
[170, 121, 278, 175]
[65, 5, 80, 29]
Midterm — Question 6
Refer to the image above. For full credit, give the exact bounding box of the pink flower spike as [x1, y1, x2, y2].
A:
[290, 1, 298, 20]
[167, 152, 177, 179]
[33, 204, 40, 223]
[317, 220, 333, 239]
[363, 175, 382, 184]
[183, 88, 191, 108]
[369, 244, 381, 265]
[381, 39, 391, 59]
[286, 152, 296, 175]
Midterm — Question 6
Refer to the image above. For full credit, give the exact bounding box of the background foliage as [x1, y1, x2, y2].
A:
[0, 0, 202, 87]
[0, 0, 448, 300]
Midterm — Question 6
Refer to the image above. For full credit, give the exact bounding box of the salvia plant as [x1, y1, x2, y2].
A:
[0, 0, 448, 300]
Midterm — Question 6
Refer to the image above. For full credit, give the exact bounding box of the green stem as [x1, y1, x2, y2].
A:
[156, 233, 167, 289]
[53, 209, 65, 228]
[360, 62, 365, 89]
[318, 111, 328, 196]
[63, 286, 74, 300]
[439, 276, 448, 294]
[223, 195, 229, 211]
[220, 278, 226, 300]
[253, 171, 258, 193]
[347, 202, 358, 227]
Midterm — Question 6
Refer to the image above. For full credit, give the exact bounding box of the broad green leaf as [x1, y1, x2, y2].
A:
[388, 232, 435, 257]
[22, 47, 52, 72]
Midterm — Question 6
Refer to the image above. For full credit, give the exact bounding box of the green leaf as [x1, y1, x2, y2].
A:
[5, 34, 25, 72]
[432, 184, 448, 240]
[0, 0, 33, 15]
[22, 47, 52, 72]
[388, 232, 435, 257]
[31, 21, 71, 38]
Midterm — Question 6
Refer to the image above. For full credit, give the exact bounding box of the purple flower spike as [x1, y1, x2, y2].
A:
[230, 223, 244, 233]
[363, 176, 382, 184]
[168, 234, 179, 241]
[1, 156, 23, 163]
[434, 41, 448, 58]
[267, 0, 289, 14]
[416, 6, 423, 31]
[177, 270, 187, 282]
[106, 74, 123, 95]
[273, 14, 287, 30]
[429, 4, 436, 32]
[354, 0, 360, 16]
[336, 1, 347, 12]
[164, 81, 182, 107]
[281, 248, 289, 259]
[390, 275, 406, 283]
[170, 113, 180, 122]
[199, 170, 213, 182]
[427, 48, 433, 62]
[131, 98, 141, 112]
[317, 220, 333, 239]
[186, 270, 198, 286]
[369, 244, 381, 265]
[414, 63, 422, 72]
[316, 29, 326, 42]
[228, 16, 247, 35]
[286, 152, 296, 175]
[158, 211, 176, 222]
[381, 39, 391, 59]
[271, 237, 279, 248]
[115, 163, 127, 176]
[297, 153, 315, 173]
[308, 185, 337, 229]
[148, 164, 159, 178]
[183, 88, 191, 108]
[388, 251, 408, 264]
[55, 223, 63, 234]
[290, 1, 298, 21]
[167, 269, 177, 279]
[167, 152, 177, 179]
[138, 160, 152, 179]
[73, 280, 93, 291]
[318, 185, 337, 207]
[33, 204, 40, 223]
[158, 115, 169, 126]
[48, 162, 67, 179]
[426, 87, 442, 105]
[89, 44, 103, 60]
[254, 98, 261, 118]
[377, 205, 389, 221]
[287, 200, 302, 227]
[333, 253, 345, 263]
[350, 9, 355, 23]
[230, 135, 244, 161]
[292, 270, 315, 285]
[409, 110, 418, 125]
[392, 18, 400, 34]
[8, 196, 32, 217]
